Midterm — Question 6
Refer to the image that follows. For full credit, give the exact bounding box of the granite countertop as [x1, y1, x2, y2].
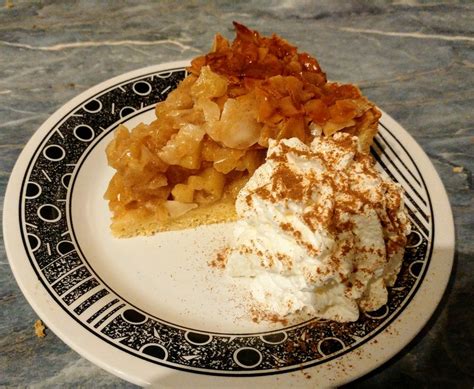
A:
[0, 0, 472, 387]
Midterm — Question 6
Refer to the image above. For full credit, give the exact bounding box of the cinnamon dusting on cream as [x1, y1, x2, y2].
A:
[224, 133, 411, 322]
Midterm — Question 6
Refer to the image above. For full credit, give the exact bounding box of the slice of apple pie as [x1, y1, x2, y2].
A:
[105, 22, 381, 237]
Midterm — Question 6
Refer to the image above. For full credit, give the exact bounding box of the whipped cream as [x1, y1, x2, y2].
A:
[226, 133, 410, 322]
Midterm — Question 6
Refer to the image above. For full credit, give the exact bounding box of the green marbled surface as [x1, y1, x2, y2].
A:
[0, 0, 472, 387]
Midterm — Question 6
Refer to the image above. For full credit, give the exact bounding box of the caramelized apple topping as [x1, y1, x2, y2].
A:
[105, 23, 381, 236]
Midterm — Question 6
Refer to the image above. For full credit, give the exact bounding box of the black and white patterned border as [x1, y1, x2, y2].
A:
[19, 67, 434, 376]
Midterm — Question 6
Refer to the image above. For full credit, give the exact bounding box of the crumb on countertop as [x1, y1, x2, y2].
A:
[452, 166, 464, 173]
[34, 319, 46, 338]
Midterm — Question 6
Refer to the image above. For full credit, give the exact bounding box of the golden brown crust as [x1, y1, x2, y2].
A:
[109, 199, 237, 238]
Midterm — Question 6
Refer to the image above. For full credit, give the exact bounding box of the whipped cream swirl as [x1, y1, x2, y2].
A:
[226, 133, 410, 322]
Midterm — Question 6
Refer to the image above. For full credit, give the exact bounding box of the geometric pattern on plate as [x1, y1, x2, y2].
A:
[19, 67, 433, 375]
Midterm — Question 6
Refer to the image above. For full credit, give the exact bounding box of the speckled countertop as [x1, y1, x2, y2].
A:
[0, 0, 472, 387]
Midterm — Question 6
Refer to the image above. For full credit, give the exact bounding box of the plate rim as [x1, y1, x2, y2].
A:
[3, 61, 455, 386]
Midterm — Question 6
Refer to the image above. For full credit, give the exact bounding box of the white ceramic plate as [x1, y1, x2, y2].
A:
[3, 61, 454, 387]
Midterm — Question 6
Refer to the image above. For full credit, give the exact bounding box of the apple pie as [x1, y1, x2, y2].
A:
[105, 22, 381, 237]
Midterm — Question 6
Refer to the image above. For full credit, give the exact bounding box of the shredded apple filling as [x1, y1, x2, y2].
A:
[105, 22, 381, 237]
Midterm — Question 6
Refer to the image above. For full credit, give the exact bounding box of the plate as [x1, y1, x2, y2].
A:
[3, 61, 454, 387]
